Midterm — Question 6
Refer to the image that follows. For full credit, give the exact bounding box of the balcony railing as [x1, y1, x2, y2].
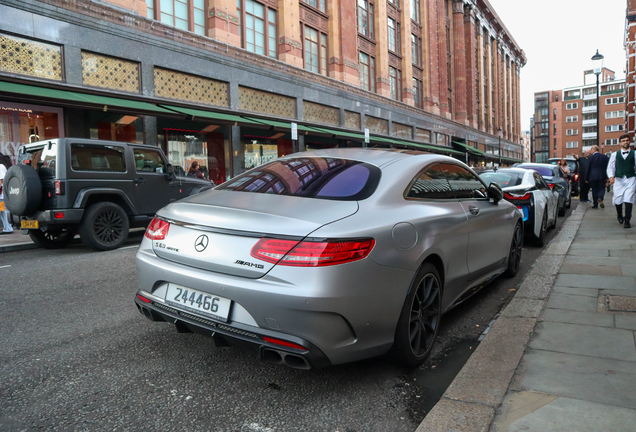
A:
[583, 93, 597, 100]
[582, 119, 597, 126]
[601, 89, 624, 96]
[564, 95, 581, 101]
[582, 132, 598, 139]
[582, 106, 597, 114]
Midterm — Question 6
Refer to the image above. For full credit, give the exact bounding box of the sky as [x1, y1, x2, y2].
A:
[486, 0, 628, 132]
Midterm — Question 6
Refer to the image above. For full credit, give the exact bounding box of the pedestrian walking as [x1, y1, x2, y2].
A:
[0, 152, 14, 234]
[607, 134, 636, 228]
[577, 151, 591, 202]
[586, 145, 609, 209]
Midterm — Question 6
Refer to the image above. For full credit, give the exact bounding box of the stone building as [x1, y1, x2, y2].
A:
[0, 0, 525, 179]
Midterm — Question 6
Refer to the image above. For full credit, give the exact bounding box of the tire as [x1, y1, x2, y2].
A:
[503, 222, 523, 278]
[558, 196, 566, 217]
[566, 195, 572, 209]
[79, 202, 129, 251]
[390, 262, 442, 368]
[3, 165, 42, 216]
[533, 210, 547, 247]
[548, 204, 557, 230]
[29, 228, 76, 249]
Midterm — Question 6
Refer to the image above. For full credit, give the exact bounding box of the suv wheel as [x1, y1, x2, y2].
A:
[79, 202, 129, 251]
[29, 228, 76, 249]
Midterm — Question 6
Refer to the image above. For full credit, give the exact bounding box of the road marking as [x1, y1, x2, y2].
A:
[0, 265, 11, 269]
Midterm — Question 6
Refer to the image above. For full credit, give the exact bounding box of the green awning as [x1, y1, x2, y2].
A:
[160, 105, 259, 124]
[307, 126, 367, 140]
[0, 80, 174, 114]
[452, 141, 490, 157]
[243, 116, 313, 132]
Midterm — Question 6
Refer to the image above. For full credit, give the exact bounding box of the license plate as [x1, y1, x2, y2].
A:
[165, 283, 231, 322]
[21, 220, 38, 229]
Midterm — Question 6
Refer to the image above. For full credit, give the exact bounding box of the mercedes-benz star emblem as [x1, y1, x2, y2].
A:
[194, 235, 209, 252]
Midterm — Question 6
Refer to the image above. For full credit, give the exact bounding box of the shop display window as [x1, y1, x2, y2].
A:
[88, 112, 144, 144]
[0, 102, 64, 165]
[240, 127, 293, 171]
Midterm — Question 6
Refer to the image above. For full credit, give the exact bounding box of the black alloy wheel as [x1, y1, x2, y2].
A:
[29, 228, 76, 249]
[79, 202, 129, 251]
[391, 263, 442, 368]
[548, 203, 558, 230]
[504, 222, 523, 278]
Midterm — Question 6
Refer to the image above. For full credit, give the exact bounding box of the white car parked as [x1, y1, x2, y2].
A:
[479, 168, 559, 246]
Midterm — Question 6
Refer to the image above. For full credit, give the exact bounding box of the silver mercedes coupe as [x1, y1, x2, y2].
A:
[134, 148, 523, 369]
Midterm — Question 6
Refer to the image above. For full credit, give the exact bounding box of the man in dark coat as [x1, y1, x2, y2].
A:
[577, 150, 591, 202]
[586, 145, 609, 209]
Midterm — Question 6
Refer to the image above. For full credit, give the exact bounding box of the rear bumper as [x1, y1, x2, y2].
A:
[20, 209, 84, 227]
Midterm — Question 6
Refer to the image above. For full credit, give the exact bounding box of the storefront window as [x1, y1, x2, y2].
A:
[88, 112, 144, 144]
[0, 102, 64, 165]
[157, 119, 231, 185]
[240, 127, 293, 172]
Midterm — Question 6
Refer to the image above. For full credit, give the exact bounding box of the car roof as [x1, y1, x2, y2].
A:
[518, 163, 557, 168]
[286, 147, 461, 168]
[481, 168, 530, 174]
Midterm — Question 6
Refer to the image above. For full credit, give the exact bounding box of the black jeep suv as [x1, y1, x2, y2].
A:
[4, 138, 212, 251]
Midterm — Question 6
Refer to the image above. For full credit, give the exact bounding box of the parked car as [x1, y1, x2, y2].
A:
[3, 138, 212, 251]
[548, 157, 579, 196]
[516, 163, 571, 216]
[135, 149, 524, 369]
[479, 168, 559, 246]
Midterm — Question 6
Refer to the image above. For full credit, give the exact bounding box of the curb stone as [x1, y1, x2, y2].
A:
[415, 203, 587, 432]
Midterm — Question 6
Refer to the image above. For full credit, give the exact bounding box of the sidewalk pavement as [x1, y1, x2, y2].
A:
[418, 192, 636, 432]
[0, 230, 37, 253]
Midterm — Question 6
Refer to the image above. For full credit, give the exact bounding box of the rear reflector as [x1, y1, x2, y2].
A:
[145, 218, 170, 240]
[251, 238, 375, 267]
[547, 183, 555, 189]
[136, 294, 151, 303]
[54, 212, 64, 219]
[263, 336, 308, 351]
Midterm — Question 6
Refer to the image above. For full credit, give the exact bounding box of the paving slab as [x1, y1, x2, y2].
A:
[546, 293, 599, 312]
[529, 321, 636, 361]
[620, 266, 636, 277]
[558, 263, 622, 276]
[500, 299, 545, 318]
[600, 288, 636, 296]
[615, 314, 636, 331]
[555, 274, 636, 290]
[510, 349, 636, 410]
[552, 286, 598, 297]
[566, 249, 609, 257]
[492, 393, 636, 432]
[610, 249, 636, 258]
[540, 308, 615, 327]
[515, 275, 555, 300]
[442, 317, 537, 408]
[564, 255, 635, 266]
[415, 400, 494, 432]
[569, 242, 632, 250]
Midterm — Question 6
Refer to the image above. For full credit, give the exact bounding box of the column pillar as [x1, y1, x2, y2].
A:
[375, 1, 391, 98]
[437, 0, 450, 118]
[464, 5, 478, 129]
[277, 0, 304, 68]
[329, 0, 360, 85]
[452, 0, 467, 123]
[486, 35, 493, 134]
[477, 25, 485, 131]
[401, 1, 414, 106]
[208, 0, 240, 47]
[424, 0, 440, 114]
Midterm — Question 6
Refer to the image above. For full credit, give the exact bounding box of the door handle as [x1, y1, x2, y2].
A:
[469, 206, 480, 215]
[134, 177, 146, 185]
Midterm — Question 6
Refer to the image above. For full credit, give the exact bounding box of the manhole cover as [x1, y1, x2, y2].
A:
[607, 296, 636, 312]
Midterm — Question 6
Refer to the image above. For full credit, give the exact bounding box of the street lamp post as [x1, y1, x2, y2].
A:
[592, 50, 604, 152]
[498, 127, 503, 167]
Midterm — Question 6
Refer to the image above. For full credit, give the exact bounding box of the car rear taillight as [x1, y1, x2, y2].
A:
[145, 218, 170, 240]
[54, 181, 62, 195]
[504, 192, 532, 200]
[262, 336, 308, 351]
[251, 238, 375, 267]
[136, 294, 151, 303]
[547, 183, 555, 189]
[574, 174, 579, 181]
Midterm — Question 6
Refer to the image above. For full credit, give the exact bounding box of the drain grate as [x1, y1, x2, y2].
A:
[606, 296, 636, 313]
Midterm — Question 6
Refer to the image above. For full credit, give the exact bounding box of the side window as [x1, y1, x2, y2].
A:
[70, 144, 126, 172]
[133, 149, 166, 173]
[439, 163, 488, 200]
[534, 173, 545, 190]
[406, 163, 454, 199]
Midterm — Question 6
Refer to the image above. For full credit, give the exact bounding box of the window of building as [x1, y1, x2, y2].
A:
[410, 0, 420, 24]
[583, 87, 597, 95]
[553, 124, 557, 135]
[566, 129, 578, 136]
[583, 126, 597, 134]
[553, 138, 557, 150]
[583, 113, 596, 120]
[555, 94, 559, 101]
[566, 141, 579, 148]
[566, 102, 578, 110]
[389, 66, 401, 101]
[606, 110, 625, 119]
[411, 34, 421, 67]
[583, 100, 596, 107]
[606, 96, 625, 105]
[565, 90, 580, 99]
[303, 25, 327, 75]
[359, 51, 375, 92]
[553, 109, 557, 121]
[237, 0, 277, 59]
[357, 0, 374, 38]
[413, 78, 422, 108]
[388, 18, 400, 53]
[566, 115, 578, 123]
[606, 124, 625, 132]
[388, 0, 399, 7]
[606, 138, 619, 145]
[302, 0, 326, 13]
[148, 0, 206, 35]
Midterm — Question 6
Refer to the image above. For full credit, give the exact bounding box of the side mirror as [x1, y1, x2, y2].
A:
[488, 182, 503, 203]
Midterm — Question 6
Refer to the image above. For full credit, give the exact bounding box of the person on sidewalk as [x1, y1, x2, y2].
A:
[577, 151, 591, 202]
[586, 145, 609, 209]
[0, 152, 14, 234]
[607, 134, 636, 228]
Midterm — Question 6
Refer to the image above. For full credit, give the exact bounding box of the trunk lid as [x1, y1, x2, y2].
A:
[151, 190, 359, 278]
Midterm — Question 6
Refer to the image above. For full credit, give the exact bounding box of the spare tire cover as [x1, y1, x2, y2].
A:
[4, 165, 42, 216]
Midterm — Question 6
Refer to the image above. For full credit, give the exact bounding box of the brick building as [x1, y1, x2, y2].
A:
[626, 0, 636, 142]
[532, 69, 626, 163]
[0, 0, 526, 178]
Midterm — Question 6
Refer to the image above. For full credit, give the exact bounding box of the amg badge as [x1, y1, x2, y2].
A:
[235, 260, 264, 269]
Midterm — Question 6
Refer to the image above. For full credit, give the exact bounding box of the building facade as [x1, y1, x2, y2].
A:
[626, 0, 636, 142]
[532, 69, 626, 163]
[0, 0, 525, 179]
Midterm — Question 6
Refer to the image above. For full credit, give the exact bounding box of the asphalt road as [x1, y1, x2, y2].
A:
[0, 203, 575, 432]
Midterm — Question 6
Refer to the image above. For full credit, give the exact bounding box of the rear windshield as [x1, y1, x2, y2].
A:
[217, 157, 381, 201]
[518, 165, 555, 177]
[479, 172, 524, 187]
[17, 142, 57, 178]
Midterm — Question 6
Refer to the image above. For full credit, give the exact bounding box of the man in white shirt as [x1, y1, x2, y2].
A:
[607, 134, 636, 228]
[0, 155, 15, 234]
